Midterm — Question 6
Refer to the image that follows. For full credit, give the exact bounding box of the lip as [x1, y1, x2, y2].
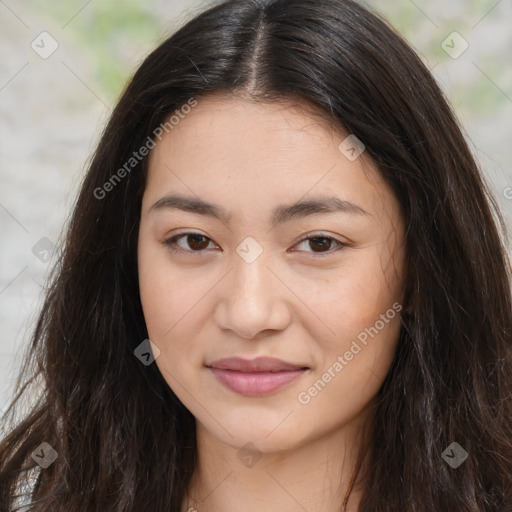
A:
[207, 357, 309, 396]
[208, 356, 308, 372]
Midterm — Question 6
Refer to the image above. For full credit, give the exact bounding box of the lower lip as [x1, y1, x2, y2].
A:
[209, 367, 307, 396]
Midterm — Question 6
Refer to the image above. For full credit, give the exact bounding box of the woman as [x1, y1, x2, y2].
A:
[1, 0, 511, 510]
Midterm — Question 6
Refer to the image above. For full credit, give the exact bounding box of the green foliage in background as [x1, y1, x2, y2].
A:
[36, 0, 165, 102]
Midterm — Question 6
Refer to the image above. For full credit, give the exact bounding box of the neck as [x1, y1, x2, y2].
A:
[181, 408, 372, 512]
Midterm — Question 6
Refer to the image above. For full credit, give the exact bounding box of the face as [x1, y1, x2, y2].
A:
[137, 94, 406, 453]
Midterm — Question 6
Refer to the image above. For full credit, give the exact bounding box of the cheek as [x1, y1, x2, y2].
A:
[138, 234, 206, 346]
[298, 291, 401, 424]
[301, 250, 401, 338]
[298, 247, 403, 399]
[138, 244, 207, 388]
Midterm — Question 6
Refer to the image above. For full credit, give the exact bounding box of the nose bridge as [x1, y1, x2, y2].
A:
[230, 244, 275, 314]
[231, 234, 273, 296]
[234, 248, 269, 298]
[214, 238, 291, 338]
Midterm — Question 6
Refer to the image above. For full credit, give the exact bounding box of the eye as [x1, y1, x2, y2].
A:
[162, 231, 347, 257]
[163, 232, 218, 255]
[291, 232, 347, 257]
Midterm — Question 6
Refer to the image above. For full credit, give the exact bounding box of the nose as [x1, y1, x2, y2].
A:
[213, 251, 292, 340]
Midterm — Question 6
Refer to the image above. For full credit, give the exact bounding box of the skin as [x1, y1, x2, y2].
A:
[137, 93, 407, 512]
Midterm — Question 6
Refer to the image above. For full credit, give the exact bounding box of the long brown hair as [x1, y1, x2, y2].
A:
[1, 0, 511, 510]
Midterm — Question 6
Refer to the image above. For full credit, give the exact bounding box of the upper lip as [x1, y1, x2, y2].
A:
[207, 357, 308, 372]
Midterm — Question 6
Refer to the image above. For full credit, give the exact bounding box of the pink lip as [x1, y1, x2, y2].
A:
[207, 357, 309, 396]
[208, 356, 307, 372]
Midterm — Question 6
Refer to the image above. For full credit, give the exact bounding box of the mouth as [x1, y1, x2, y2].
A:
[206, 357, 309, 396]
[207, 356, 309, 372]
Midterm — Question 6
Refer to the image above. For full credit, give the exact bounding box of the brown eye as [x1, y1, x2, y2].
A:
[163, 233, 216, 255]
[293, 233, 347, 257]
[308, 237, 334, 252]
[186, 234, 210, 250]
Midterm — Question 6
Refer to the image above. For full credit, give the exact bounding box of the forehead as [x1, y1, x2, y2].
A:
[151, 95, 343, 163]
[144, 94, 398, 224]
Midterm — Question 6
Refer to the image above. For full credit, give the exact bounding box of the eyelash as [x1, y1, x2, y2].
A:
[162, 231, 347, 258]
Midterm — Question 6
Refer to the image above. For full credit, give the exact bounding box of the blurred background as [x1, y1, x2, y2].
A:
[0, 0, 511, 413]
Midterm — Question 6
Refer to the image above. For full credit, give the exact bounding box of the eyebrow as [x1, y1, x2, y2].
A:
[149, 193, 370, 228]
